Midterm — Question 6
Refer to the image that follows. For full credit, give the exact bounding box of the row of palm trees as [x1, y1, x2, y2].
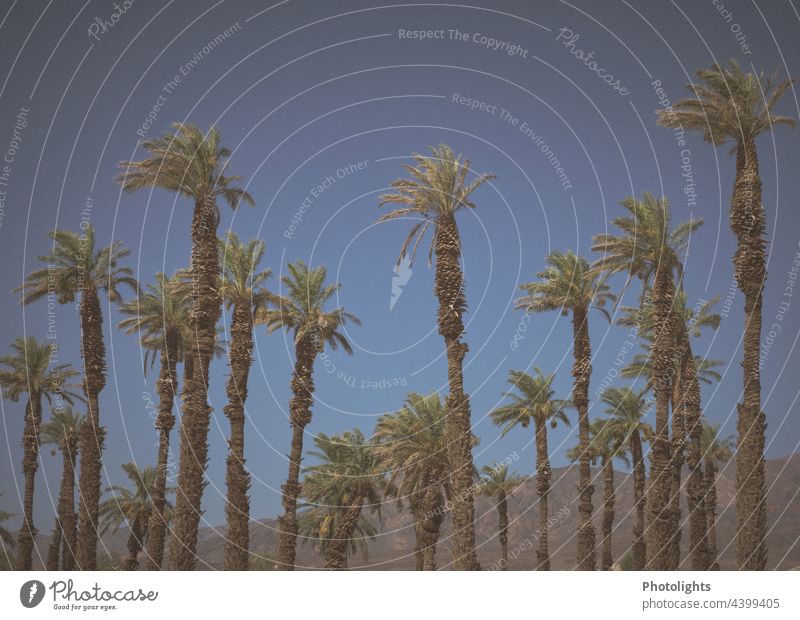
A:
[0, 59, 792, 571]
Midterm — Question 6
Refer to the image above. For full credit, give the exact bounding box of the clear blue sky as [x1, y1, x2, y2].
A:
[1, 0, 799, 535]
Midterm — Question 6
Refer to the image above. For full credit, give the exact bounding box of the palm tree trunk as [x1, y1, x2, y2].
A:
[324, 495, 365, 570]
[277, 338, 316, 570]
[47, 441, 78, 570]
[645, 265, 676, 570]
[731, 140, 768, 570]
[124, 513, 147, 571]
[420, 479, 444, 570]
[704, 459, 719, 570]
[76, 287, 107, 571]
[667, 369, 684, 570]
[434, 215, 479, 570]
[16, 395, 41, 570]
[630, 431, 646, 570]
[681, 344, 709, 570]
[572, 305, 596, 569]
[171, 196, 222, 571]
[411, 497, 424, 571]
[224, 303, 254, 570]
[534, 417, 550, 570]
[144, 329, 179, 570]
[601, 457, 615, 570]
[497, 492, 509, 570]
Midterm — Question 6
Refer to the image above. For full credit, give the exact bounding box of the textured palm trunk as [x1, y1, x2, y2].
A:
[572, 305, 596, 570]
[324, 495, 365, 570]
[171, 196, 222, 571]
[277, 338, 316, 569]
[16, 395, 41, 570]
[534, 417, 551, 570]
[681, 343, 709, 570]
[704, 459, 720, 570]
[144, 329, 179, 570]
[601, 457, 615, 571]
[124, 513, 147, 571]
[667, 368, 684, 570]
[76, 287, 107, 571]
[630, 431, 646, 570]
[223, 303, 254, 570]
[419, 476, 444, 571]
[731, 140, 768, 570]
[497, 491, 509, 570]
[433, 215, 479, 570]
[47, 439, 78, 570]
[645, 264, 676, 570]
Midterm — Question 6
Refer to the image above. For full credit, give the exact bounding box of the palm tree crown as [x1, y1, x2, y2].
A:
[491, 369, 570, 433]
[0, 337, 81, 406]
[656, 59, 795, 146]
[117, 123, 254, 213]
[16, 226, 136, 306]
[258, 260, 360, 350]
[378, 144, 495, 264]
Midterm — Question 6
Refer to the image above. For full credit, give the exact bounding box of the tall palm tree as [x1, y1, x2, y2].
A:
[218, 232, 271, 570]
[301, 429, 383, 570]
[41, 406, 83, 571]
[373, 392, 450, 570]
[118, 123, 253, 570]
[568, 419, 628, 571]
[478, 463, 523, 570]
[701, 422, 735, 570]
[99, 463, 172, 571]
[602, 387, 653, 570]
[0, 336, 81, 570]
[17, 226, 135, 569]
[592, 193, 701, 569]
[379, 145, 494, 570]
[297, 506, 377, 569]
[491, 368, 570, 570]
[619, 292, 721, 569]
[258, 260, 360, 569]
[517, 250, 615, 569]
[656, 60, 794, 569]
[118, 272, 189, 570]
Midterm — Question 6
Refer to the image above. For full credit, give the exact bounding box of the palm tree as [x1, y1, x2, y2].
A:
[656, 61, 794, 569]
[701, 422, 735, 570]
[602, 387, 653, 570]
[41, 406, 83, 571]
[218, 232, 271, 570]
[297, 506, 377, 569]
[619, 292, 721, 569]
[478, 463, 523, 570]
[373, 392, 450, 570]
[379, 145, 494, 570]
[300, 429, 383, 569]
[568, 419, 628, 571]
[258, 260, 360, 569]
[491, 368, 570, 570]
[118, 272, 188, 570]
[592, 193, 701, 569]
[99, 463, 172, 571]
[517, 250, 615, 569]
[0, 336, 81, 570]
[117, 123, 253, 570]
[17, 226, 135, 569]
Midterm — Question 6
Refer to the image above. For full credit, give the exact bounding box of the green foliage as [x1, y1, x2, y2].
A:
[378, 144, 495, 265]
[490, 368, 570, 434]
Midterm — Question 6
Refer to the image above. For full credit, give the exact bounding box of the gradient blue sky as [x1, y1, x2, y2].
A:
[1, 0, 799, 536]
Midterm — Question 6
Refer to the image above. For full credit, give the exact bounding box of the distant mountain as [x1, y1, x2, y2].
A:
[30, 454, 800, 570]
